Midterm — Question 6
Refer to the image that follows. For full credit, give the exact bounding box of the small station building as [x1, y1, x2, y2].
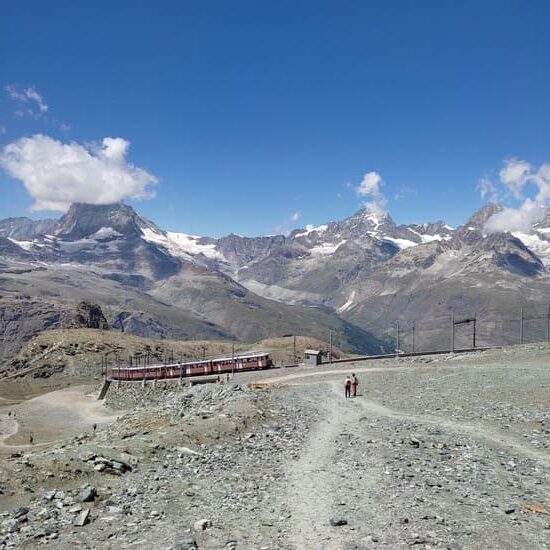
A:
[304, 349, 322, 366]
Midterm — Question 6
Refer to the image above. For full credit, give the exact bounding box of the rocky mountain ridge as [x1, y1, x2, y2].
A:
[2, 201, 550, 360]
[0, 203, 386, 363]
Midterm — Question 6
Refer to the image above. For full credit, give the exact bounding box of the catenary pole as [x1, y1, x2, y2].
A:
[395, 321, 400, 357]
[451, 314, 455, 353]
[520, 306, 524, 344]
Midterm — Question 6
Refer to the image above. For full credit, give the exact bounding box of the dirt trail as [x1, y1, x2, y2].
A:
[0, 417, 56, 450]
[276, 368, 549, 548]
[284, 382, 348, 549]
[0, 386, 120, 450]
[267, 367, 550, 466]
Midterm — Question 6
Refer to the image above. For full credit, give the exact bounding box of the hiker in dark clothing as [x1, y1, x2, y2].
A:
[345, 376, 352, 398]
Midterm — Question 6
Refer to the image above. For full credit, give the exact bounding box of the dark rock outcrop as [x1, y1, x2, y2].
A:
[66, 301, 109, 330]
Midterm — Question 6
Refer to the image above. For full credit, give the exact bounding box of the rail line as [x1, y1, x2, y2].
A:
[322, 345, 492, 366]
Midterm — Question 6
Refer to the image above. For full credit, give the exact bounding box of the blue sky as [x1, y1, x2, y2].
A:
[1, 1, 549, 236]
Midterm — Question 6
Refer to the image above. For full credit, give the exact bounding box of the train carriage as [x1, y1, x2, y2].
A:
[111, 352, 273, 381]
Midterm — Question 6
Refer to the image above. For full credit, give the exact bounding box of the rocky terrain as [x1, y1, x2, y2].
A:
[0, 344, 548, 549]
[0, 296, 71, 366]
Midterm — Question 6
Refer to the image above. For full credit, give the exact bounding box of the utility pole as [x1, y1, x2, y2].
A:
[329, 330, 333, 364]
[473, 313, 477, 349]
[451, 314, 455, 353]
[395, 321, 400, 357]
[231, 340, 235, 377]
[412, 321, 415, 354]
[547, 305, 550, 342]
[520, 306, 524, 344]
[293, 334, 296, 366]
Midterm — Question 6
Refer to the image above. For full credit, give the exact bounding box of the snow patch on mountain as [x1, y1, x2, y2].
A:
[89, 227, 124, 240]
[382, 237, 417, 249]
[7, 238, 34, 251]
[339, 290, 357, 312]
[294, 224, 328, 238]
[513, 232, 550, 267]
[309, 240, 346, 255]
[408, 228, 451, 244]
[141, 227, 224, 261]
[141, 228, 193, 261]
[167, 232, 222, 259]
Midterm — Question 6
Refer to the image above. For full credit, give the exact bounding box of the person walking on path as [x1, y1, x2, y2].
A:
[29, 433, 34, 445]
[345, 376, 352, 398]
[351, 373, 359, 397]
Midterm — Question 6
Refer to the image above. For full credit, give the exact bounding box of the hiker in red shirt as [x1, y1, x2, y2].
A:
[351, 373, 359, 397]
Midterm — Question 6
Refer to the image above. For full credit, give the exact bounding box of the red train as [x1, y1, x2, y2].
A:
[111, 351, 273, 381]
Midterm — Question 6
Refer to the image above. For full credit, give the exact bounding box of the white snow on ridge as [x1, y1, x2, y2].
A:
[167, 232, 222, 259]
[420, 233, 449, 243]
[513, 231, 550, 267]
[338, 290, 356, 313]
[383, 237, 417, 249]
[141, 227, 223, 261]
[141, 228, 193, 260]
[408, 228, 451, 244]
[8, 238, 34, 251]
[294, 224, 328, 238]
[90, 227, 123, 240]
[309, 239, 346, 255]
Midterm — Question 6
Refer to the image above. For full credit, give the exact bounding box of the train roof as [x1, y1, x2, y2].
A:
[112, 351, 270, 371]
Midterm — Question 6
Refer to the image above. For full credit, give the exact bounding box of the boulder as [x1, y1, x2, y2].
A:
[173, 538, 198, 550]
[73, 509, 91, 527]
[78, 486, 96, 503]
[193, 518, 212, 531]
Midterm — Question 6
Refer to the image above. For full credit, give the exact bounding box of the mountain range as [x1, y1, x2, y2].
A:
[2, 200, 550, 364]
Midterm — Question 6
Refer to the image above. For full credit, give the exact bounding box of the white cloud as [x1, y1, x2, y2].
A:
[484, 159, 550, 233]
[356, 171, 382, 197]
[6, 85, 48, 117]
[499, 159, 530, 198]
[485, 199, 545, 234]
[363, 199, 387, 220]
[0, 134, 158, 212]
[0, 126, 5, 135]
[291, 211, 301, 222]
[476, 177, 497, 201]
[355, 171, 387, 217]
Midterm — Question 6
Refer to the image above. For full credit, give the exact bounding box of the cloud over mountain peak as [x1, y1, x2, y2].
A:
[0, 134, 158, 212]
